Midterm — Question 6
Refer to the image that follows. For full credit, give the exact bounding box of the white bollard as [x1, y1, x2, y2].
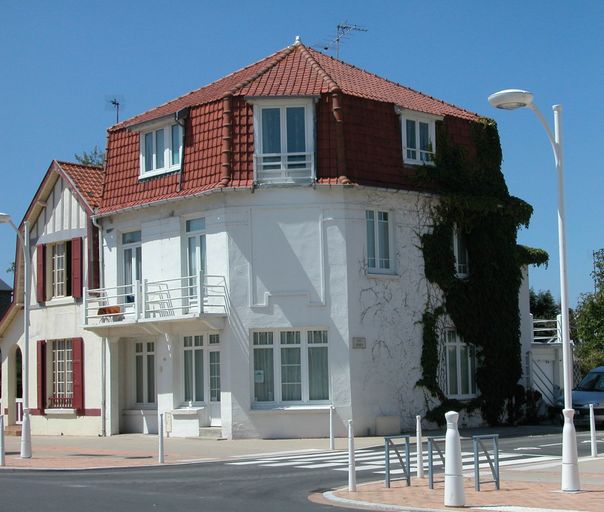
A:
[329, 405, 335, 450]
[158, 413, 165, 464]
[444, 411, 465, 507]
[416, 415, 424, 478]
[561, 409, 581, 491]
[589, 404, 598, 458]
[0, 415, 5, 467]
[348, 419, 356, 492]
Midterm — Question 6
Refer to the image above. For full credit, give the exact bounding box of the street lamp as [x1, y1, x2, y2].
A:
[488, 89, 580, 492]
[0, 212, 32, 458]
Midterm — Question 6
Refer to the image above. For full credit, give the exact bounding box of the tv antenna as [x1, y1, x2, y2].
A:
[318, 22, 368, 59]
[105, 95, 125, 124]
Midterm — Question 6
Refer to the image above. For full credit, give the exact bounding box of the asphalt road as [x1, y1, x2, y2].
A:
[0, 429, 601, 512]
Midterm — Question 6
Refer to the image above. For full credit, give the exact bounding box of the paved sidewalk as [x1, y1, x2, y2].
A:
[320, 457, 604, 512]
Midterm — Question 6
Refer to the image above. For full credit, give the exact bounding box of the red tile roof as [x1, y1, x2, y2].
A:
[113, 42, 478, 131]
[56, 161, 105, 209]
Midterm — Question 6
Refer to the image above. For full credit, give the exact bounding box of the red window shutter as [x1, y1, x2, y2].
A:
[36, 245, 46, 303]
[71, 237, 83, 299]
[37, 340, 46, 413]
[72, 337, 84, 413]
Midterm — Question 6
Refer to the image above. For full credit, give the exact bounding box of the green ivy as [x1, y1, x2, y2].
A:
[418, 118, 543, 425]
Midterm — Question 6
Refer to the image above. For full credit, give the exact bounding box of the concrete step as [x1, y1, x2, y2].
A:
[198, 426, 223, 440]
[4, 424, 22, 436]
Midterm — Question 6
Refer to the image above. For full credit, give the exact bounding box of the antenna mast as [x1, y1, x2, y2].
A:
[334, 22, 367, 59]
[110, 98, 120, 123]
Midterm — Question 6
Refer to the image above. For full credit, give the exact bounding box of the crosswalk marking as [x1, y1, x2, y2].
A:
[225, 445, 556, 478]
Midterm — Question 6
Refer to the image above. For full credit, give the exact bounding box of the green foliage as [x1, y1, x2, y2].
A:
[574, 290, 604, 373]
[592, 248, 604, 293]
[529, 288, 560, 319]
[517, 246, 549, 268]
[419, 117, 534, 425]
[74, 146, 105, 167]
[6, 261, 15, 273]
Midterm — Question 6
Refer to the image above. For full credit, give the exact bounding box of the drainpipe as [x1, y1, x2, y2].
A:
[332, 89, 351, 185]
[175, 108, 190, 192]
[91, 215, 106, 437]
[219, 95, 233, 187]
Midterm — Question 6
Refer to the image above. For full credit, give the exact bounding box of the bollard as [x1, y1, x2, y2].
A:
[348, 419, 356, 492]
[0, 415, 5, 467]
[561, 409, 581, 491]
[329, 405, 335, 450]
[590, 404, 598, 458]
[416, 415, 424, 478]
[444, 411, 465, 507]
[158, 413, 165, 464]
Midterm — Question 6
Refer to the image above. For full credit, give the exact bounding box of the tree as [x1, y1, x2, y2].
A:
[529, 288, 560, 319]
[6, 261, 15, 273]
[74, 145, 105, 166]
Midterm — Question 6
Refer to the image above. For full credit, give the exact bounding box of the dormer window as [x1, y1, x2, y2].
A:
[251, 98, 315, 184]
[139, 123, 183, 179]
[397, 108, 440, 165]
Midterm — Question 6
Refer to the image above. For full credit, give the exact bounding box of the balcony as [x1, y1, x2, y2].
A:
[255, 152, 315, 184]
[83, 273, 227, 335]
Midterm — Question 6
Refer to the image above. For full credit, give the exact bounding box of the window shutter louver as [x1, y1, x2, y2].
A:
[36, 245, 46, 303]
[37, 340, 46, 414]
[71, 237, 83, 299]
[72, 337, 84, 413]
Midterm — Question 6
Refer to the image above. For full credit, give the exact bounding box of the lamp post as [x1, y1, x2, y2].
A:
[487, 89, 579, 491]
[0, 212, 32, 458]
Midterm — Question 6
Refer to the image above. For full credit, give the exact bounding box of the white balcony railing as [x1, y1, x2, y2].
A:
[83, 273, 227, 327]
[255, 151, 315, 184]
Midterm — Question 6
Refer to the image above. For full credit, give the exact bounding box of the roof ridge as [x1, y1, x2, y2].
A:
[306, 47, 480, 118]
[297, 43, 339, 91]
[56, 160, 103, 171]
[227, 44, 297, 96]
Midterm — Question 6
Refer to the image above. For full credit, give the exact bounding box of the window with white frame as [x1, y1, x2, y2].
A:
[135, 341, 155, 405]
[48, 339, 73, 408]
[140, 123, 183, 178]
[47, 241, 69, 299]
[185, 218, 206, 307]
[122, 231, 142, 303]
[366, 210, 393, 273]
[399, 110, 438, 165]
[453, 227, 469, 278]
[443, 330, 477, 399]
[252, 329, 329, 404]
[182, 334, 221, 405]
[252, 99, 315, 184]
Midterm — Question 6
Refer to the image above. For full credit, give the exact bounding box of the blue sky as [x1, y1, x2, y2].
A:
[0, 0, 602, 306]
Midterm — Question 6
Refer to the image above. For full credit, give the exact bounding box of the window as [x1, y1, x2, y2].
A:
[443, 330, 477, 399]
[49, 242, 68, 298]
[185, 218, 206, 308]
[453, 227, 469, 278]
[182, 334, 221, 405]
[48, 339, 73, 408]
[252, 329, 329, 404]
[366, 210, 393, 274]
[252, 99, 315, 184]
[399, 110, 438, 165]
[135, 341, 155, 405]
[140, 123, 183, 178]
[122, 231, 142, 303]
[36, 238, 82, 303]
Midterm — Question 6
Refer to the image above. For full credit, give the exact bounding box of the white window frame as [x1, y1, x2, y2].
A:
[453, 226, 469, 278]
[251, 328, 330, 406]
[396, 108, 440, 165]
[47, 241, 68, 299]
[181, 333, 221, 407]
[47, 339, 73, 408]
[442, 329, 477, 400]
[366, 209, 394, 275]
[134, 341, 156, 407]
[250, 97, 316, 184]
[184, 217, 206, 308]
[121, 230, 142, 304]
[139, 122, 183, 179]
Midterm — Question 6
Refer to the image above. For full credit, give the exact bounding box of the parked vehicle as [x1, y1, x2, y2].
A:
[557, 366, 604, 425]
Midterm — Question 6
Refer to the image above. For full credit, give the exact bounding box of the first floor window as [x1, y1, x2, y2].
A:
[366, 210, 392, 273]
[443, 330, 477, 399]
[46, 241, 71, 299]
[453, 227, 469, 278]
[49, 339, 73, 408]
[135, 341, 155, 404]
[252, 329, 329, 404]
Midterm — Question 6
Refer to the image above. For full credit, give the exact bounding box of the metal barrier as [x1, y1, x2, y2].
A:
[384, 435, 411, 488]
[473, 434, 500, 491]
[427, 436, 446, 489]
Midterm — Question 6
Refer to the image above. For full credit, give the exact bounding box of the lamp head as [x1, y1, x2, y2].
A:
[0, 212, 12, 224]
[488, 89, 534, 110]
